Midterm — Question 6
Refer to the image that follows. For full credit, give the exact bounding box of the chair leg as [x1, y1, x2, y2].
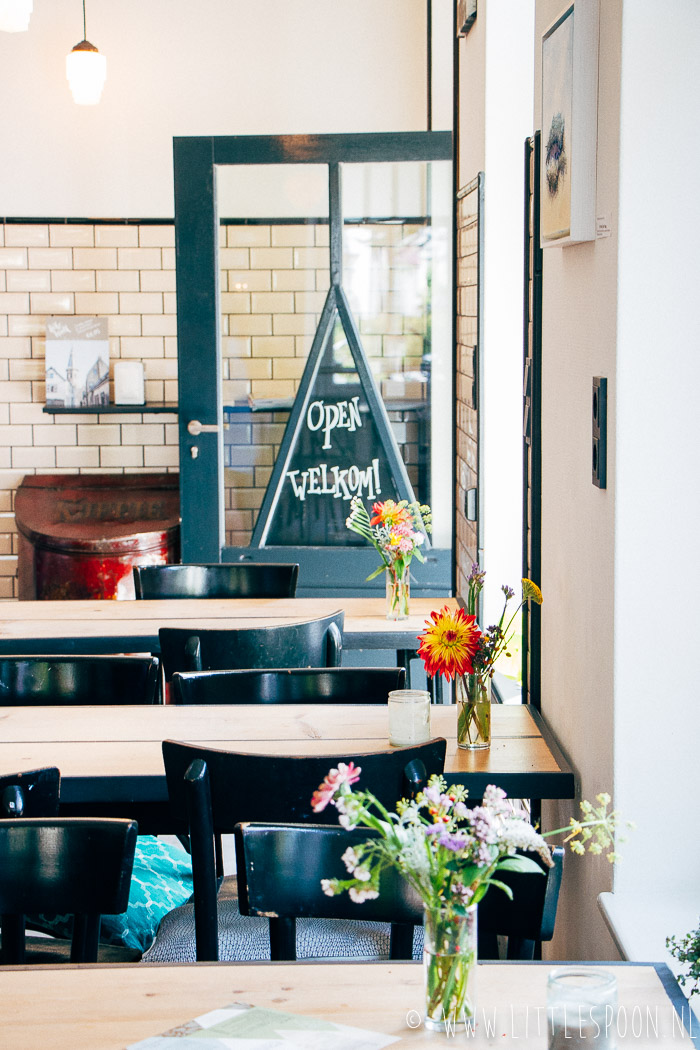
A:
[477, 928, 500, 960]
[1, 913, 25, 964]
[268, 917, 296, 961]
[506, 936, 536, 961]
[389, 922, 415, 960]
[72, 915, 101, 963]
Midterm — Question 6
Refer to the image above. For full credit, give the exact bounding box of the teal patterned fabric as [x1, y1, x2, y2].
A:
[28, 836, 193, 954]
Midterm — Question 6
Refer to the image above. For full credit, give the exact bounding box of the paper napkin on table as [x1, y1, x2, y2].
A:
[127, 1002, 400, 1050]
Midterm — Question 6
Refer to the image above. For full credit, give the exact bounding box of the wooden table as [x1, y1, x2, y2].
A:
[0, 961, 696, 1049]
[0, 703, 574, 826]
[0, 597, 452, 656]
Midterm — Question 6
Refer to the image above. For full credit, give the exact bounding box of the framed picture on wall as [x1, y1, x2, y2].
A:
[540, 0, 599, 247]
[45, 317, 110, 408]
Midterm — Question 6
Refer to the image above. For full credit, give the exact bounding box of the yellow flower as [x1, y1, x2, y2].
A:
[522, 578, 543, 604]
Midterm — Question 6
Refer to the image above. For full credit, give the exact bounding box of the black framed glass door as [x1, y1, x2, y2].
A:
[173, 133, 453, 595]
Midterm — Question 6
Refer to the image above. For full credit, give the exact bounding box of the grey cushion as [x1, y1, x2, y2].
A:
[142, 877, 424, 963]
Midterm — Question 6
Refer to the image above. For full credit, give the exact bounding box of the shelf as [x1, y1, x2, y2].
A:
[43, 403, 178, 415]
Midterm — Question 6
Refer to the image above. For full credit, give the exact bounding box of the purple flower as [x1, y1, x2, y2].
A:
[422, 784, 443, 806]
[438, 830, 469, 852]
[466, 806, 499, 845]
[502, 584, 515, 600]
[482, 785, 509, 815]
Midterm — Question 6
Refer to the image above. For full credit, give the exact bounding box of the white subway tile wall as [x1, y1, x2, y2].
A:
[0, 220, 430, 595]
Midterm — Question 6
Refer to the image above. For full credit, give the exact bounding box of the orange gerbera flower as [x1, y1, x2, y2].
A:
[417, 606, 481, 681]
[370, 499, 414, 529]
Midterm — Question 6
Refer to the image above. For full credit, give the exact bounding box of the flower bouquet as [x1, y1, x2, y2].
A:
[312, 764, 623, 1032]
[346, 497, 432, 620]
[417, 565, 543, 749]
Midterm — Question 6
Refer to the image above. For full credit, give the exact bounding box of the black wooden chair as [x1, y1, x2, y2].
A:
[171, 666, 406, 705]
[477, 845, 564, 959]
[0, 766, 60, 819]
[158, 610, 344, 681]
[0, 656, 161, 705]
[143, 737, 447, 963]
[133, 562, 299, 600]
[235, 823, 422, 961]
[0, 818, 138, 964]
[234, 824, 564, 962]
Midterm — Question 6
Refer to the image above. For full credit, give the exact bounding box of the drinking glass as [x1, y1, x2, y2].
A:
[547, 968, 618, 1049]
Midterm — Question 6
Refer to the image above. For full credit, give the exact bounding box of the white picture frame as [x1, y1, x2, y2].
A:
[540, 0, 599, 247]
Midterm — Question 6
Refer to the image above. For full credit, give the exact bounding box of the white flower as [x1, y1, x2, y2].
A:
[321, 879, 336, 897]
[349, 886, 380, 903]
[339, 813, 357, 830]
[353, 865, 371, 882]
[500, 819, 553, 866]
[341, 847, 360, 873]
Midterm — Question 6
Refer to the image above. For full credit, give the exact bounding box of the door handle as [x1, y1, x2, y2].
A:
[187, 419, 219, 437]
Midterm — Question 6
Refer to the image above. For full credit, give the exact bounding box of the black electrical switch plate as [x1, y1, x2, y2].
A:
[592, 377, 607, 488]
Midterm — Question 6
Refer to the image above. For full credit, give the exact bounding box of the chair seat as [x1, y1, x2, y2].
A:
[142, 878, 424, 964]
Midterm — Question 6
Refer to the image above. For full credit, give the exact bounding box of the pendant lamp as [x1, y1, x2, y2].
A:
[66, 0, 106, 105]
[0, 0, 32, 32]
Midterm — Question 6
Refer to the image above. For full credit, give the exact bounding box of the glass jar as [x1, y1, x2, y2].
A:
[547, 968, 618, 1049]
[387, 689, 431, 746]
[423, 904, 477, 1032]
[386, 563, 410, 620]
[455, 672, 491, 750]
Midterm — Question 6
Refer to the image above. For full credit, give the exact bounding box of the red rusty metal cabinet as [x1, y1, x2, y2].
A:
[15, 474, 181, 600]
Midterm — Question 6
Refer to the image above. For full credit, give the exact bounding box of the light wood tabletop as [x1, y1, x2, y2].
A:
[0, 703, 574, 810]
[0, 596, 457, 655]
[0, 961, 696, 1049]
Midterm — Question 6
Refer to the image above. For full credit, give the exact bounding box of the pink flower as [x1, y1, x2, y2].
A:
[311, 762, 361, 812]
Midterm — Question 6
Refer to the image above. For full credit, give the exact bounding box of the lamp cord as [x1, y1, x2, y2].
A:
[82, 0, 87, 41]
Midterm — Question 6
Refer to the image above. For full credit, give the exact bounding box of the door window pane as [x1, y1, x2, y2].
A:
[217, 161, 451, 550]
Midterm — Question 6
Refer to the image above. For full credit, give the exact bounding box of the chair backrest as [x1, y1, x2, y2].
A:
[0, 656, 161, 706]
[234, 824, 564, 963]
[234, 822, 423, 960]
[477, 845, 564, 959]
[158, 610, 344, 680]
[133, 562, 299, 600]
[0, 818, 138, 964]
[0, 767, 61, 819]
[162, 737, 447, 961]
[171, 666, 406, 705]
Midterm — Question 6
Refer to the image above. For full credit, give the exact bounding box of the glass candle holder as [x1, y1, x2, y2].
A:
[547, 968, 618, 1049]
[388, 689, 431, 747]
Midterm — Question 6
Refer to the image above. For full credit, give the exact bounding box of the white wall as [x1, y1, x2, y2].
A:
[0, 0, 429, 217]
[536, 0, 621, 960]
[481, 0, 534, 626]
[613, 1, 700, 897]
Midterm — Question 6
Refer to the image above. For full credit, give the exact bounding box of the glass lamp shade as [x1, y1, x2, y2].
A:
[0, 0, 33, 32]
[66, 41, 107, 105]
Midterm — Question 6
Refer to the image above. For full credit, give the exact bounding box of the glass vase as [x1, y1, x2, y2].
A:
[385, 564, 410, 620]
[456, 673, 491, 750]
[423, 905, 477, 1032]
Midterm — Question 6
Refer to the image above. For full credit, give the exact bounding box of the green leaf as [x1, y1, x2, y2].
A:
[365, 565, 387, 582]
[496, 855, 546, 875]
[484, 878, 514, 900]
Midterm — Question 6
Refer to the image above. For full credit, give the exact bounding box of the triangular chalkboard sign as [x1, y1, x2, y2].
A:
[252, 284, 418, 547]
